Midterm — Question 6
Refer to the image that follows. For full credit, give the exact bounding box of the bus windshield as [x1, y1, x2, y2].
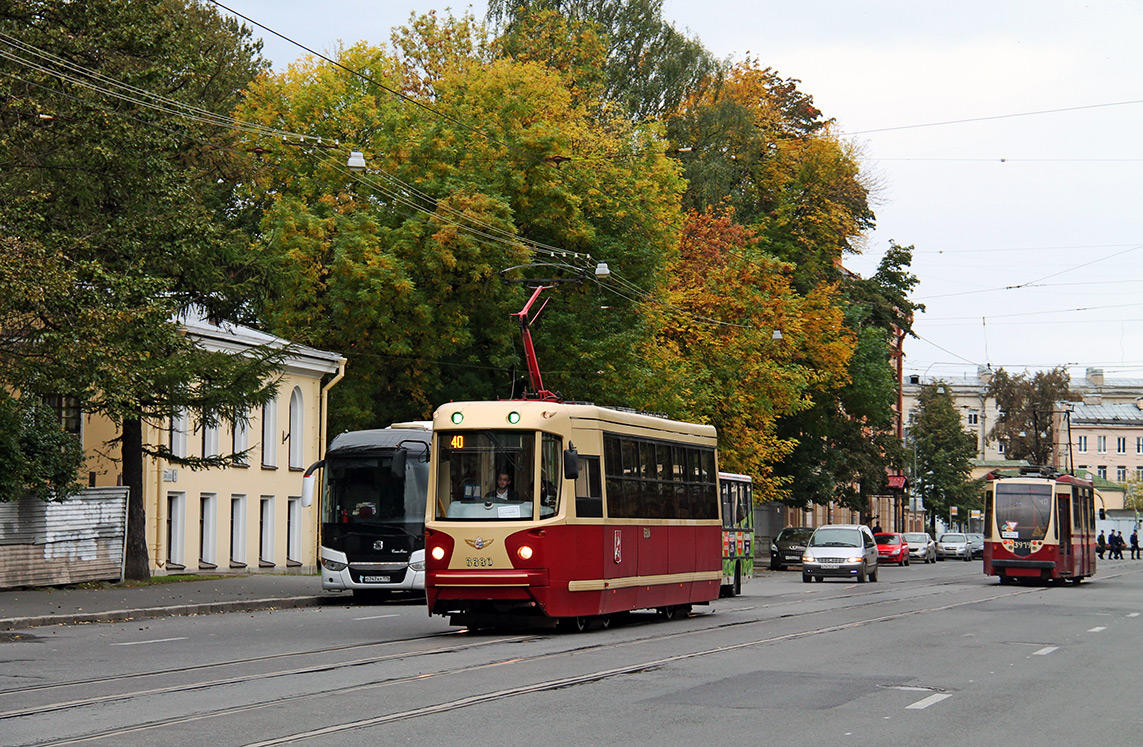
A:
[434, 430, 560, 521]
[324, 454, 427, 531]
[995, 483, 1053, 540]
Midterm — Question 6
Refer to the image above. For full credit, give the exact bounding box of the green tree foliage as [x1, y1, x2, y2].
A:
[0, 0, 284, 578]
[487, 0, 719, 120]
[236, 29, 686, 431]
[0, 391, 84, 502]
[909, 382, 979, 532]
[985, 367, 1073, 466]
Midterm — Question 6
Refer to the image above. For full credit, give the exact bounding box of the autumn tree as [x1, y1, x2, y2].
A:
[0, 0, 284, 578]
[236, 22, 686, 431]
[909, 382, 979, 534]
[487, 0, 719, 120]
[986, 367, 1073, 466]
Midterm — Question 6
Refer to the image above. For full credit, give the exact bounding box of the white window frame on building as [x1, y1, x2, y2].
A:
[230, 494, 247, 568]
[203, 419, 220, 460]
[170, 410, 189, 459]
[1137, 437, 1143, 455]
[259, 496, 275, 567]
[199, 493, 217, 569]
[1078, 436, 1088, 453]
[1117, 437, 1127, 454]
[288, 387, 304, 470]
[166, 492, 186, 570]
[1098, 436, 1107, 454]
[261, 397, 278, 468]
[287, 496, 302, 567]
[232, 414, 249, 467]
[1117, 465, 1127, 482]
[1098, 465, 1107, 479]
[966, 411, 979, 426]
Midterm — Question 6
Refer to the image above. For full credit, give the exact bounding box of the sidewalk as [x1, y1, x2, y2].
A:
[0, 573, 346, 631]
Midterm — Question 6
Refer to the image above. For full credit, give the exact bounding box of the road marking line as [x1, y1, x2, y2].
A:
[1088, 626, 1107, 632]
[353, 614, 400, 621]
[1032, 646, 1058, 655]
[906, 693, 952, 710]
[1128, 613, 1140, 618]
[111, 637, 188, 646]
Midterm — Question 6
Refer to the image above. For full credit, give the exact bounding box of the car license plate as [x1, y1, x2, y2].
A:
[786, 555, 800, 561]
[820, 563, 839, 570]
[361, 575, 390, 583]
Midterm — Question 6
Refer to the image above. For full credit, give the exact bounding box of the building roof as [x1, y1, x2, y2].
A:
[180, 307, 345, 377]
[1064, 401, 1143, 426]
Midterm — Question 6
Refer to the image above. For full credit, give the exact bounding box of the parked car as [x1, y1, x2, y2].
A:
[967, 533, 985, 558]
[936, 532, 973, 561]
[770, 526, 814, 570]
[902, 532, 937, 564]
[801, 524, 879, 583]
[874, 532, 910, 566]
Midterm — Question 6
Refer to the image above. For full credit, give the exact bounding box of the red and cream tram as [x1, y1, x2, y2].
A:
[983, 466, 1096, 584]
[423, 400, 722, 629]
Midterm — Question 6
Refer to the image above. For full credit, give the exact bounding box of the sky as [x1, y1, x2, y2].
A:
[215, 0, 1143, 384]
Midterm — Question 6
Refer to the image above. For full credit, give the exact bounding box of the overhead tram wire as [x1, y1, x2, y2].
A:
[841, 98, 1143, 136]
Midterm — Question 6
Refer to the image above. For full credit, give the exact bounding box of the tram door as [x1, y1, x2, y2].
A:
[1057, 492, 1073, 575]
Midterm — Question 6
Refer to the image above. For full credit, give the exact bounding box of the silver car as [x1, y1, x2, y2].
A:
[801, 524, 879, 583]
[936, 532, 973, 561]
[967, 533, 985, 559]
[902, 532, 936, 564]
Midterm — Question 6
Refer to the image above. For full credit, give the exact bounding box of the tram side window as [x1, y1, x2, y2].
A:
[575, 456, 603, 518]
[602, 434, 718, 520]
[539, 433, 562, 518]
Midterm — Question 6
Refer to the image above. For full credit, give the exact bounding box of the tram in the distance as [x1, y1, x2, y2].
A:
[423, 400, 723, 630]
[982, 466, 1096, 584]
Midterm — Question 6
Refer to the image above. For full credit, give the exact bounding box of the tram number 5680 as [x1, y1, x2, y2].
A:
[465, 556, 494, 567]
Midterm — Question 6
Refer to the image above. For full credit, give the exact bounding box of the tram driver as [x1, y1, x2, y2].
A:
[486, 471, 521, 503]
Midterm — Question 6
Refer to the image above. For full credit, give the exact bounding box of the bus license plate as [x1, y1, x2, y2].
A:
[820, 563, 839, 570]
[361, 575, 391, 583]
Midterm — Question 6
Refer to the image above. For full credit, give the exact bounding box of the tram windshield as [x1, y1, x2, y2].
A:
[994, 483, 1052, 540]
[434, 430, 562, 521]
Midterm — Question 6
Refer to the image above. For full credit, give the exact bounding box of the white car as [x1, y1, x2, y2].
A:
[936, 533, 973, 561]
[902, 532, 937, 563]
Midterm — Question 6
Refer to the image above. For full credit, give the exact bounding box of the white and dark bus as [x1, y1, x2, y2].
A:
[303, 422, 431, 598]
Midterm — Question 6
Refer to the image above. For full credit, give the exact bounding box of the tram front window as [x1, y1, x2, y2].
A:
[995, 483, 1052, 540]
[435, 430, 539, 521]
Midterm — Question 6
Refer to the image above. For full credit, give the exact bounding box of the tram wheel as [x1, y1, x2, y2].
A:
[659, 606, 676, 620]
[598, 614, 611, 629]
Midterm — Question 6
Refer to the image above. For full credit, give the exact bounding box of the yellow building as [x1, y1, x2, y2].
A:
[83, 312, 345, 575]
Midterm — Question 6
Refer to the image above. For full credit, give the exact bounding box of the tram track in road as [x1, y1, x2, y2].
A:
[17, 580, 1042, 746]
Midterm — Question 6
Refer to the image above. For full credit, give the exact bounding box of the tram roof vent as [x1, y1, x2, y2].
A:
[1018, 465, 1055, 477]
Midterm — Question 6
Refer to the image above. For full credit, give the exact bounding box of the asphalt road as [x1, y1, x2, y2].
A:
[2, 559, 1139, 746]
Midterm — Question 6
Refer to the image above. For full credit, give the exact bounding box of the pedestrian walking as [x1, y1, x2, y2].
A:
[1108, 531, 1119, 560]
[1098, 530, 1106, 559]
[1114, 530, 1126, 559]
[1131, 529, 1140, 560]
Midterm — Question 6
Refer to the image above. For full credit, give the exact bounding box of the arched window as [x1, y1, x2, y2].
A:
[261, 396, 278, 468]
[288, 387, 304, 470]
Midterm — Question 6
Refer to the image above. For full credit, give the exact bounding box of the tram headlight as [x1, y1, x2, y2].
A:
[517, 545, 534, 560]
[430, 546, 446, 561]
[321, 558, 348, 572]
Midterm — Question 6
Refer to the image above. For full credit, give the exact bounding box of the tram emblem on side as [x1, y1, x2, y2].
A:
[614, 530, 622, 563]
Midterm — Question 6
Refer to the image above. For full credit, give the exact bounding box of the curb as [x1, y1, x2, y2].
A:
[0, 595, 339, 631]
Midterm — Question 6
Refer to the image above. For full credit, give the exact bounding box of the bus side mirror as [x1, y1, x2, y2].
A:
[564, 445, 579, 481]
[391, 447, 408, 478]
[301, 459, 324, 508]
[1099, 508, 1106, 520]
